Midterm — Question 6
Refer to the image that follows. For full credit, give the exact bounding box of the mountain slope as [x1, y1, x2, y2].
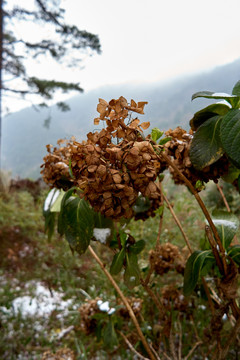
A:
[2, 59, 240, 179]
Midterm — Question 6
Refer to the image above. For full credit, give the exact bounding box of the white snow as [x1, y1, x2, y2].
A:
[97, 300, 116, 315]
[213, 219, 238, 230]
[11, 282, 73, 317]
[212, 92, 236, 97]
[93, 228, 111, 244]
[43, 189, 60, 212]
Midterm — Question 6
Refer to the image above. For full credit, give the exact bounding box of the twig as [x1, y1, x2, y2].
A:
[201, 276, 215, 315]
[217, 183, 239, 244]
[156, 213, 164, 248]
[162, 352, 172, 360]
[156, 181, 164, 248]
[88, 245, 156, 360]
[219, 316, 240, 359]
[177, 317, 182, 360]
[216, 183, 231, 212]
[184, 341, 203, 360]
[140, 278, 166, 318]
[163, 193, 192, 254]
[169, 328, 178, 360]
[144, 263, 154, 286]
[119, 331, 150, 360]
[160, 151, 227, 275]
[149, 343, 162, 360]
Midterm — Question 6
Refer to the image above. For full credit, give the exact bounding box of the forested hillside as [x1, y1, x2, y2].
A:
[2, 59, 240, 178]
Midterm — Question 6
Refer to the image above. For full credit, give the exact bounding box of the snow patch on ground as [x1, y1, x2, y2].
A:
[1, 281, 75, 318]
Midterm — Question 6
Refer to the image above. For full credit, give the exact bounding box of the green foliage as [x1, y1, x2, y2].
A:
[212, 210, 239, 248]
[183, 250, 214, 296]
[124, 252, 141, 289]
[189, 115, 224, 170]
[227, 245, 240, 265]
[220, 109, 240, 168]
[190, 80, 240, 172]
[103, 317, 119, 349]
[110, 248, 126, 275]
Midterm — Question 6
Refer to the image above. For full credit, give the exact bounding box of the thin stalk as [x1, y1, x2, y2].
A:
[119, 331, 150, 360]
[140, 278, 166, 318]
[160, 151, 227, 275]
[160, 151, 240, 318]
[88, 245, 156, 360]
[163, 193, 192, 254]
[216, 183, 231, 212]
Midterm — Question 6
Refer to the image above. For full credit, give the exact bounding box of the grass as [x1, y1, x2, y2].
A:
[0, 177, 240, 359]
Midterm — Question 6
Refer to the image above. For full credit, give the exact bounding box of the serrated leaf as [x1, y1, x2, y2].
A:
[103, 318, 118, 349]
[227, 245, 240, 265]
[151, 128, 164, 142]
[189, 115, 224, 170]
[232, 80, 240, 96]
[60, 195, 95, 255]
[192, 91, 240, 107]
[212, 210, 239, 248]
[129, 240, 146, 254]
[110, 248, 126, 275]
[190, 103, 230, 131]
[124, 252, 140, 289]
[220, 109, 240, 168]
[183, 250, 213, 296]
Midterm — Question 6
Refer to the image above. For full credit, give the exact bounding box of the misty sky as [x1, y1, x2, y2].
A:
[4, 0, 240, 111]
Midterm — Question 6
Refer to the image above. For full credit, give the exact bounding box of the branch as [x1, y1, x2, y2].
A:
[119, 331, 150, 360]
[160, 151, 227, 275]
[88, 245, 157, 360]
[163, 193, 192, 254]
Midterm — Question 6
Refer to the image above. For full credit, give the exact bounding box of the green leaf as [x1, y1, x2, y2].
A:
[60, 194, 95, 255]
[129, 240, 146, 254]
[189, 115, 224, 170]
[183, 250, 213, 296]
[44, 211, 56, 240]
[43, 188, 61, 214]
[103, 318, 118, 349]
[227, 245, 240, 265]
[58, 187, 77, 235]
[110, 248, 126, 275]
[221, 163, 240, 183]
[158, 136, 172, 145]
[192, 91, 240, 108]
[220, 109, 240, 168]
[232, 80, 240, 96]
[190, 103, 230, 131]
[124, 252, 141, 289]
[212, 210, 239, 248]
[50, 189, 65, 212]
[151, 128, 164, 142]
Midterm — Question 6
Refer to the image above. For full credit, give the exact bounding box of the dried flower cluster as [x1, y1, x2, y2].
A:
[78, 298, 101, 335]
[149, 243, 185, 275]
[161, 285, 188, 312]
[41, 97, 164, 220]
[117, 297, 143, 318]
[162, 127, 229, 187]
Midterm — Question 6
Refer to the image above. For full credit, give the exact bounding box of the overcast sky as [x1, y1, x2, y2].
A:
[4, 0, 240, 111]
[62, 0, 240, 90]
